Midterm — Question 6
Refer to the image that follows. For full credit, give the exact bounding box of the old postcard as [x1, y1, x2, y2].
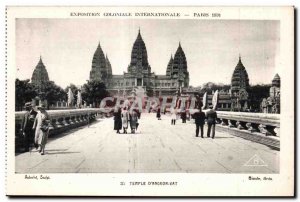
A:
[6, 6, 294, 196]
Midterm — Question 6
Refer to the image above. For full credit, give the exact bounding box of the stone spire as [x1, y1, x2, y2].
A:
[106, 54, 112, 78]
[172, 42, 189, 87]
[272, 73, 280, 87]
[231, 55, 250, 93]
[128, 29, 151, 74]
[90, 42, 108, 81]
[31, 56, 49, 88]
[166, 54, 173, 77]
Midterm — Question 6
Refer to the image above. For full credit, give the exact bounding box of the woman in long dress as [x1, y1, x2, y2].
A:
[171, 108, 177, 125]
[129, 109, 138, 134]
[156, 106, 161, 120]
[32, 104, 50, 155]
[114, 108, 122, 134]
[121, 107, 129, 134]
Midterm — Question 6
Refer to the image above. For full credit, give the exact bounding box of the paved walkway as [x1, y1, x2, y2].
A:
[16, 113, 279, 173]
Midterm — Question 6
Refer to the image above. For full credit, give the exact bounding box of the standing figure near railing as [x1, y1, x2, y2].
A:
[170, 108, 177, 125]
[121, 107, 129, 134]
[129, 109, 138, 134]
[206, 105, 217, 139]
[32, 104, 50, 155]
[181, 108, 187, 123]
[193, 108, 205, 138]
[21, 102, 37, 152]
[156, 106, 161, 120]
[114, 108, 122, 134]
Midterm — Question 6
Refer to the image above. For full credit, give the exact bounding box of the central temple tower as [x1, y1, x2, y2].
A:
[230, 55, 250, 111]
[127, 29, 151, 86]
[31, 56, 50, 92]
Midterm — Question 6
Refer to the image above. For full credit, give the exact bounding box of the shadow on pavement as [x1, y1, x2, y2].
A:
[44, 149, 68, 152]
[45, 151, 81, 155]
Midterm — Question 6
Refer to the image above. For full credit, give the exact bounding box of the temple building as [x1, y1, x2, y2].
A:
[30, 56, 50, 107]
[31, 56, 50, 92]
[88, 29, 272, 112]
[270, 73, 280, 97]
[89, 29, 190, 96]
[261, 74, 280, 114]
[229, 55, 250, 111]
[204, 55, 251, 111]
[89, 43, 111, 83]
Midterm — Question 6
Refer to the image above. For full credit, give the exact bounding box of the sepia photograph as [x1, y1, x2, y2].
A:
[6, 6, 294, 196]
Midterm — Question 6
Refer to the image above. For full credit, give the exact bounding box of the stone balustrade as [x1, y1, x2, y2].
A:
[15, 109, 280, 151]
[15, 109, 109, 139]
[216, 111, 280, 136]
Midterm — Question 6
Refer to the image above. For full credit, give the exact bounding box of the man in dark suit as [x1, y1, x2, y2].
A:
[21, 102, 37, 151]
[181, 108, 187, 123]
[206, 105, 217, 139]
[193, 108, 206, 138]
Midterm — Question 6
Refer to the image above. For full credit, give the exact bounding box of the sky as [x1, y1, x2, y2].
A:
[16, 19, 280, 88]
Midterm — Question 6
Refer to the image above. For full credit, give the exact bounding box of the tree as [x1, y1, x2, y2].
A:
[81, 80, 110, 107]
[15, 79, 37, 111]
[65, 84, 80, 106]
[200, 82, 231, 94]
[39, 81, 67, 109]
[248, 84, 271, 112]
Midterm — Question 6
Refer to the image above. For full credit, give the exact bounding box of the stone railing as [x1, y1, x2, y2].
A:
[15, 109, 111, 152]
[216, 111, 280, 136]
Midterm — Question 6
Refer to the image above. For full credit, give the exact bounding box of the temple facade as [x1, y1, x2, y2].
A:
[88, 30, 278, 112]
[89, 29, 190, 96]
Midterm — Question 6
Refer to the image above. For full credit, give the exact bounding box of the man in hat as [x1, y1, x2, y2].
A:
[33, 103, 50, 155]
[206, 105, 217, 139]
[21, 102, 37, 152]
[193, 107, 206, 138]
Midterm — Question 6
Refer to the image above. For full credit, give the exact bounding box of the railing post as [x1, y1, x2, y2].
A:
[62, 117, 69, 126]
[55, 117, 63, 128]
[79, 115, 84, 122]
[69, 116, 75, 125]
[274, 127, 280, 137]
[228, 120, 236, 128]
[258, 124, 276, 136]
[48, 118, 55, 130]
[220, 118, 228, 126]
[236, 121, 246, 130]
[246, 123, 259, 133]
[74, 115, 80, 123]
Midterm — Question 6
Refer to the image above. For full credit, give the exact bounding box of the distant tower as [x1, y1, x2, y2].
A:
[31, 56, 50, 107]
[271, 73, 280, 88]
[230, 55, 250, 111]
[231, 55, 250, 92]
[128, 29, 151, 87]
[128, 29, 151, 74]
[166, 54, 173, 77]
[268, 74, 280, 113]
[90, 42, 108, 82]
[31, 56, 50, 91]
[106, 54, 112, 78]
[172, 42, 189, 87]
[261, 74, 281, 114]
